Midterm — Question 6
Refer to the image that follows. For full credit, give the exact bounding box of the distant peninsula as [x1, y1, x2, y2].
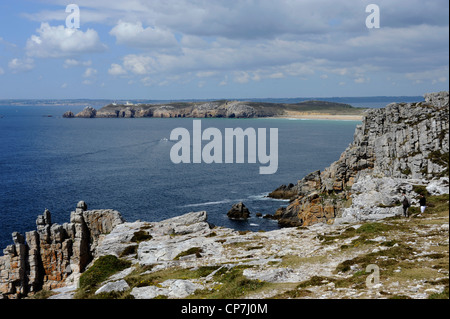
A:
[63, 100, 366, 120]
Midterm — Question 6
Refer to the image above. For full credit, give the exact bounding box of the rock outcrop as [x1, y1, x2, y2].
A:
[1, 201, 448, 299]
[62, 111, 75, 118]
[64, 100, 364, 119]
[75, 106, 97, 118]
[272, 92, 449, 227]
[39, 206, 450, 299]
[81, 101, 280, 119]
[0, 201, 124, 299]
[227, 202, 251, 220]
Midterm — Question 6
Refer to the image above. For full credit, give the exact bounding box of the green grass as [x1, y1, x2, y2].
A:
[131, 230, 152, 243]
[428, 286, 449, 299]
[173, 247, 203, 260]
[74, 255, 131, 299]
[194, 266, 266, 299]
[335, 244, 415, 274]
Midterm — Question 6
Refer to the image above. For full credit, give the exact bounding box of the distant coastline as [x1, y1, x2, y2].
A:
[273, 112, 363, 121]
[0, 96, 423, 108]
[63, 100, 370, 120]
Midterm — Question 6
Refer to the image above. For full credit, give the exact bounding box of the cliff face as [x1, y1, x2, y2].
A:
[70, 100, 364, 119]
[273, 92, 449, 227]
[75, 101, 284, 119]
[0, 202, 123, 299]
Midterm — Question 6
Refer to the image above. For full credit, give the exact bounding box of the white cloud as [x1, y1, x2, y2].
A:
[63, 59, 92, 68]
[406, 67, 449, 85]
[83, 67, 98, 78]
[0, 67, 4, 75]
[108, 63, 127, 76]
[8, 58, 35, 73]
[196, 71, 217, 78]
[233, 71, 250, 84]
[26, 23, 106, 58]
[17, 0, 448, 95]
[109, 21, 178, 49]
[219, 75, 228, 86]
[354, 77, 370, 84]
[122, 55, 156, 75]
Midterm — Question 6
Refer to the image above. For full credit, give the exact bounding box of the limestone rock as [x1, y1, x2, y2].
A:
[0, 202, 125, 299]
[274, 91, 449, 227]
[95, 279, 129, 295]
[94, 100, 284, 119]
[426, 177, 449, 195]
[130, 279, 203, 299]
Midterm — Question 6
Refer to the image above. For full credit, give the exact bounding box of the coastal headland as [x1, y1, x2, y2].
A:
[63, 100, 366, 120]
[1, 92, 448, 300]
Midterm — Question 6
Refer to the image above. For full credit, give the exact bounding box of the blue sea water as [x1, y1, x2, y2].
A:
[0, 105, 360, 251]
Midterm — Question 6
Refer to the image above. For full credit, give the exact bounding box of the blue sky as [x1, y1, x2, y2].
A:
[0, 0, 448, 100]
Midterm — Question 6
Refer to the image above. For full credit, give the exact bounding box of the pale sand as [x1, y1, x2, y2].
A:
[274, 111, 363, 121]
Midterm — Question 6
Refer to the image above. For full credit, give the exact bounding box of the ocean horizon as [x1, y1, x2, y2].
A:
[0, 100, 373, 250]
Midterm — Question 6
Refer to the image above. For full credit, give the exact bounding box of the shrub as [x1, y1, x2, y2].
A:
[131, 230, 152, 243]
[78, 255, 132, 291]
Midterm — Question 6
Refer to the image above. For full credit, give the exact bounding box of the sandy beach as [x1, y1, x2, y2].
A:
[275, 112, 363, 121]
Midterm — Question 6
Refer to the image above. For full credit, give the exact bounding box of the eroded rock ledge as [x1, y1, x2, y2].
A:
[0, 201, 123, 299]
[1, 202, 448, 300]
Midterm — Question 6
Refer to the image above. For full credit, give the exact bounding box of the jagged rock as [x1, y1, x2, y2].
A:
[268, 183, 297, 199]
[424, 91, 449, 108]
[77, 201, 87, 211]
[227, 202, 251, 220]
[93, 100, 286, 119]
[0, 202, 125, 299]
[225, 102, 256, 118]
[426, 177, 449, 195]
[75, 106, 97, 118]
[62, 111, 75, 118]
[275, 92, 449, 227]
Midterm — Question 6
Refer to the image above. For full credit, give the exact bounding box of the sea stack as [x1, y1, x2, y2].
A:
[227, 202, 251, 220]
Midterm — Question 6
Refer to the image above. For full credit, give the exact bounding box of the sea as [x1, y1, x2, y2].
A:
[0, 96, 423, 251]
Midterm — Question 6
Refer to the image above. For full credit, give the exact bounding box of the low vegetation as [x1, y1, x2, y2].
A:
[66, 193, 447, 300]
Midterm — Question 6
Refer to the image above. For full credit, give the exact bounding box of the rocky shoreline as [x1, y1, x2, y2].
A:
[63, 100, 364, 119]
[1, 198, 448, 300]
[269, 91, 449, 228]
[1, 92, 448, 300]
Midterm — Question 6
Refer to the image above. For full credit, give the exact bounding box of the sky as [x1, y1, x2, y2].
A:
[0, 0, 448, 100]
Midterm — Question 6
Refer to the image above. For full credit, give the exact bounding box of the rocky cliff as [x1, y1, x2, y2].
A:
[0, 202, 123, 299]
[70, 100, 364, 119]
[4, 205, 448, 300]
[271, 91, 449, 227]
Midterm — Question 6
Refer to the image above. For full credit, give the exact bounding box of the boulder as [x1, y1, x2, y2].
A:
[227, 202, 251, 220]
[426, 177, 449, 195]
[62, 111, 75, 118]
